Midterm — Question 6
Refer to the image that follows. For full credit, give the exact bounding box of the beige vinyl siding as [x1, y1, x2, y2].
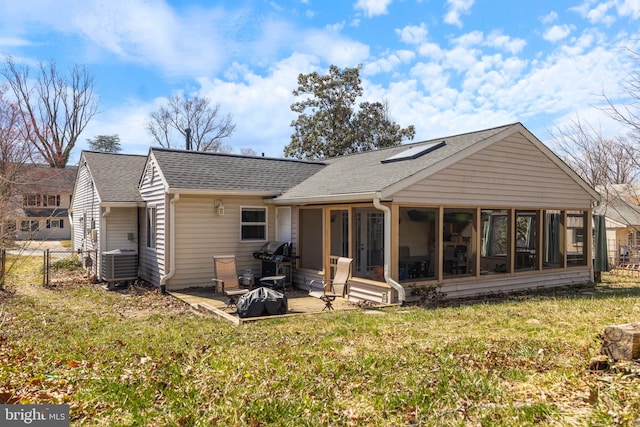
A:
[394, 134, 593, 209]
[138, 161, 166, 286]
[437, 269, 591, 300]
[102, 207, 138, 252]
[166, 195, 275, 289]
[344, 269, 591, 304]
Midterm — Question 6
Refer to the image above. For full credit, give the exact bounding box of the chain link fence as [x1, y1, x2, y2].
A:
[42, 249, 98, 287]
[0, 246, 99, 288]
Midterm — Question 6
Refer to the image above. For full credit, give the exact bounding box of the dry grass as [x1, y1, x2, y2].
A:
[1, 258, 639, 426]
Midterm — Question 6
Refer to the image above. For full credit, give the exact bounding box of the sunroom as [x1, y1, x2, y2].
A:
[277, 123, 600, 304]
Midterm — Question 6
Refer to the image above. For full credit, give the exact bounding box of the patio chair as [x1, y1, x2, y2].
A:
[309, 257, 353, 311]
[212, 255, 249, 309]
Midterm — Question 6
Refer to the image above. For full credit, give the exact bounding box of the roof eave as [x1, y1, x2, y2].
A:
[167, 188, 278, 197]
[273, 192, 379, 205]
[101, 201, 146, 208]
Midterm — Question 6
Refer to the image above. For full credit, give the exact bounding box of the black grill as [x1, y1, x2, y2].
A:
[253, 241, 292, 278]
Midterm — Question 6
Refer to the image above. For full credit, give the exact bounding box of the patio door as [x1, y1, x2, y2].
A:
[353, 208, 384, 280]
[329, 209, 349, 280]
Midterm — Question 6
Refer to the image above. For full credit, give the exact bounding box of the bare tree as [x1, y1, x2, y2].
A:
[548, 117, 639, 189]
[2, 56, 98, 168]
[0, 84, 36, 246]
[147, 94, 235, 152]
[604, 48, 640, 144]
[240, 147, 257, 156]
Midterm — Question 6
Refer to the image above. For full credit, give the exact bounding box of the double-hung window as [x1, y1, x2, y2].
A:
[241, 207, 266, 241]
[46, 219, 64, 228]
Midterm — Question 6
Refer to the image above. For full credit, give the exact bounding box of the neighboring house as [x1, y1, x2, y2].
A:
[595, 195, 640, 266]
[70, 152, 147, 276]
[11, 164, 77, 240]
[72, 122, 601, 303]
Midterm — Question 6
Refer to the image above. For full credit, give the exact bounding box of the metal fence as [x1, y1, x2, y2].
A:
[42, 249, 98, 287]
[0, 247, 98, 288]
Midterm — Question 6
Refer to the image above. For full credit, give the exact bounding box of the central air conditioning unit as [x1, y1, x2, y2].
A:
[101, 249, 138, 282]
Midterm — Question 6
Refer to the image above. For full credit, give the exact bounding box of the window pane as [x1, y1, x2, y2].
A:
[353, 208, 385, 281]
[299, 209, 323, 270]
[240, 207, 266, 241]
[481, 209, 510, 274]
[242, 208, 266, 223]
[443, 209, 476, 277]
[399, 208, 436, 281]
[147, 207, 156, 248]
[330, 210, 349, 258]
[567, 210, 587, 266]
[515, 210, 538, 271]
[543, 210, 562, 269]
[241, 225, 266, 240]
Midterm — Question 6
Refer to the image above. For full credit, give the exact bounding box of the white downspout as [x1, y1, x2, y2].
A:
[101, 207, 111, 251]
[373, 195, 406, 305]
[160, 193, 179, 293]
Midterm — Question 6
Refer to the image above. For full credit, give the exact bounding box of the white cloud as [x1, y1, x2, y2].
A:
[541, 11, 558, 24]
[444, 0, 474, 27]
[572, 0, 621, 25]
[396, 23, 428, 45]
[0, 37, 32, 47]
[354, 0, 393, 17]
[298, 29, 370, 66]
[543, 24, 575, 42]
[485, 31, 526, 54]
[616, 0, 640, 18]
[417, 42, 444, 59]
[196, 53, 320, 157]
[363, 50, 415, 75]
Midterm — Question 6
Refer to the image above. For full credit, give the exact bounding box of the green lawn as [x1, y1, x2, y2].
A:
[1, 257, 639, 426]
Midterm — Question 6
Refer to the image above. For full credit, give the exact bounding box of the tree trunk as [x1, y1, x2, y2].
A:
[601, 323, 640, 361]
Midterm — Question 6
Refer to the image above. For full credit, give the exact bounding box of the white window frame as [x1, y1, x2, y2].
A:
[240, 206, 267, 241]
[146, 206, 157, 249]
[20, 220, 39, 232]
[43, 195, 60, 207]
[23, 194, 40, 207]
[46, 219, 63, 229]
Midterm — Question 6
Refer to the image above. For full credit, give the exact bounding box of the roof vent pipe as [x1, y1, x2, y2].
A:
[185, 128, 192, 151]
[373, 195, 406, 305]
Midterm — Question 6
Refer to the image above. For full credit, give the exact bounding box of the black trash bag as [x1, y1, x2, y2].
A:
[237, 287, 287, 318]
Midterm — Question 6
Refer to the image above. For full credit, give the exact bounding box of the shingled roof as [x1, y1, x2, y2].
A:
[82, 151, 147, 203]
[13, 164, 77, 194]
[149, 148, 325, 195]
[276, 123, 519, 202]
[596, 196, 640, 227]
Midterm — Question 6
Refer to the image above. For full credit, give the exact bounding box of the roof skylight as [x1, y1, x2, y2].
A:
[381, 141, 446, 164]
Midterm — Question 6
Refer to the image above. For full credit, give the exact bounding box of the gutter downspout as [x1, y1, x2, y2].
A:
[101, 207, 111, 251]
[160, 193, 180, 294]
[373, 194, 406, 305]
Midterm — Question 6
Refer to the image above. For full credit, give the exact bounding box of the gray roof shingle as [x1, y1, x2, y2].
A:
[83, 151, 147, 203]
[150, 148, 325, 194]
[596, 196, 640, 226]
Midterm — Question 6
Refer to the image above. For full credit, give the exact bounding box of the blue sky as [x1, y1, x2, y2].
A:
[1, 0, 639, 163]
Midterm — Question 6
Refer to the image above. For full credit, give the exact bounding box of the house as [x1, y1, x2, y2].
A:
[594, 194, 640, 266]
[71, 122, 601, 303]
[70, 152, 147, 276]
[11, 164, 77, 240]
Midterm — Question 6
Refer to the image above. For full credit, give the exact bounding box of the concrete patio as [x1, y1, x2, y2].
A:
[169, 287, 364, 325]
